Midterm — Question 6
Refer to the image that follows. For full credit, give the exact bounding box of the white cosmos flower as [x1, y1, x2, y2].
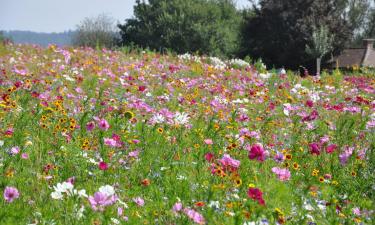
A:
[151, 113, 165, 124]
[99, 185, 115, 196]
[173, 112, 189, 125]
[51, 191, 63, 200]
[54, 182, 74, 194]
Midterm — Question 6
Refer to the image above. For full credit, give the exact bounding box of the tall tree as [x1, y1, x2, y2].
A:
[306, 25, 334, 75]
[73, 14, 119, 49]
[240, 0, 352, 70]
[118, 0, 242, 57]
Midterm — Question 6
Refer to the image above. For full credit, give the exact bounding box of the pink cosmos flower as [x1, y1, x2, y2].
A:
[271, 167, 291, 181]
[248, 144, 266, 162]
[88, 191, 117, 211]
[219, 154, 240, 169]
[183, 208, 206, 224]
[172, 202, 183, 213]
[98, 119, 110, 131]
[21, 153, 29, 159]
[104, 138, 121, 147]
[10, 146, 20, 155]
[339, 147, 354, 165]
[133, 197, 145, 206]
[3, 186, 20, 203]
[204, 139, 213, 145]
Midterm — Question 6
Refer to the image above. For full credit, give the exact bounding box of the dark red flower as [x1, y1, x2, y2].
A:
[305, 100, 314, 108]
[138, 86, 146, 92]
[247, 188, 265, 206]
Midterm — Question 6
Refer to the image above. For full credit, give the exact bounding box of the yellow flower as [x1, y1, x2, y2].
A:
[248, 183, 255, 188]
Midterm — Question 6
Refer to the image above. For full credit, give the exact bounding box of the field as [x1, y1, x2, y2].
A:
[0, 43, 374, 225]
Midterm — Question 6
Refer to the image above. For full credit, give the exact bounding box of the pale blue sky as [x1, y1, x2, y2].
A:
[0, 0, 252, 32]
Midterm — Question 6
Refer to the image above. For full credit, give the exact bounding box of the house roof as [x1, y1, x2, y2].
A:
[334, 48, 366, 67]
[331, 39, 375, 68]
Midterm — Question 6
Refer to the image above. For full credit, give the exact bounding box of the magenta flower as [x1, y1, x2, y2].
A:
[271, 167, 291, 181]
[248, 144, 266, 162]
[98, 119, 110, 131]
[326, 144, 337, 154]
[3, 186, 20, 203]
[309, 142, 321, 155]
[86, 121, 95, 131]
[99, 161, 108, 170]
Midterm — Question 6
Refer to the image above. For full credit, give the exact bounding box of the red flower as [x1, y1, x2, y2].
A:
[98, 161, 108, 170]
[326, 144, 337, 154]
[138, 86, 146, 92]
[204, 152, 214, 162]
[247, 188, 265, 206]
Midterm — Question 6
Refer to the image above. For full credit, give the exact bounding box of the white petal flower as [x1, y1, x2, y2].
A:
[99, 185, 115, 196]
[51, 191, 63, 200]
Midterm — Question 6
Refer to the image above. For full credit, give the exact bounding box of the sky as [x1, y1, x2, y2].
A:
[0, 0, 252, 33]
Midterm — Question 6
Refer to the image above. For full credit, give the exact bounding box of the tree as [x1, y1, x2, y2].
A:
[306, 25, 334, 75]
[118, 0, 242, 57]
[72, 14, 119, 48]
[239, 0, 352, 71]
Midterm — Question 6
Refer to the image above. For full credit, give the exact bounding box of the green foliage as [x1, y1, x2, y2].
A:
[118, 0, 242, 57]
[306, 25, 334, 58]
[240, 0, 352, 70]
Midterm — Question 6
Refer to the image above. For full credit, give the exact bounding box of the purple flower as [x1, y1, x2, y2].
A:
[309, 143, 321, 155]
[3, 186, 20, 203]
[339, 147, 354, 165]
[274, 151, 284, 163]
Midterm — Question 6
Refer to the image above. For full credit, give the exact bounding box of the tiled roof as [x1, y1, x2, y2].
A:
[333, 48, 366, 67]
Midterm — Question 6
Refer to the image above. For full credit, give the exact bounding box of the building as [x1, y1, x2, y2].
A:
[331, 39, 375, 69]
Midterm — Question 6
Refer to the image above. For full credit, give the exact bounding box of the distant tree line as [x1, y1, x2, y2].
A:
[2, 30, 74, 47]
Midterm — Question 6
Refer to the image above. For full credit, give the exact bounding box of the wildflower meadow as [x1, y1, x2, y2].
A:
[0, 43, 374, 224]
